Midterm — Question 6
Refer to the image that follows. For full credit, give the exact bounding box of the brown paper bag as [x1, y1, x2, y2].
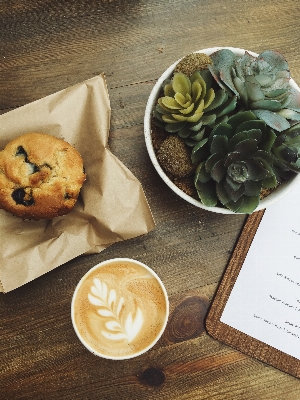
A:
[0, 74, 155, 292]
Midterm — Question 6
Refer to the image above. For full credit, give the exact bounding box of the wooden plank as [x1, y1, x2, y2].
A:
[1, 1, 300, 109]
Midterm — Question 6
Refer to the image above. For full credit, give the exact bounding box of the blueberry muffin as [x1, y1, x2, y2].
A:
[0, 133, 86, 220]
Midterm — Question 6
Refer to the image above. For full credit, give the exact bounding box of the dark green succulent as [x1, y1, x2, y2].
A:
[153, 70, 237, 148]
[273, 122, 300, 173]
[208, 49, 300, 132]
[194, 111, 281, 213]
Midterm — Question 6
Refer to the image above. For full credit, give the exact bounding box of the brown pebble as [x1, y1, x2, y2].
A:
[174, 53, 212, 76]
[157, 136, 195, 178]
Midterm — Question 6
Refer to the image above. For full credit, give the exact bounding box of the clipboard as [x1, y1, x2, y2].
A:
[205, 210, 300, 379]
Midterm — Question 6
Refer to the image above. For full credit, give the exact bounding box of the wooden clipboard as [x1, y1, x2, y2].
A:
[206, 210, 300, 379]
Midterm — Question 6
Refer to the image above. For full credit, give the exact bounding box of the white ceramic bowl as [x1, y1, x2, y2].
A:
[144, 47, 300, 214]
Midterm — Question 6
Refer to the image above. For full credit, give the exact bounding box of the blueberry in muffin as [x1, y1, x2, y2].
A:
[0, 132, 86, 220]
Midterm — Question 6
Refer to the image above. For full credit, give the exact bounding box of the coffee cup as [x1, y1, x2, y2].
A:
[71, 258, 169, 360]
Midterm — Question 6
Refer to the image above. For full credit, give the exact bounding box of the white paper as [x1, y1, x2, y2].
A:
[221, 182, 300, 360]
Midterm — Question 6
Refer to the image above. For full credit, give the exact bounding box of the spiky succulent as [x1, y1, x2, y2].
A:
[153, 70, 237, 148]
[193, 111, 286, 213]
[208, 49, 300, 132]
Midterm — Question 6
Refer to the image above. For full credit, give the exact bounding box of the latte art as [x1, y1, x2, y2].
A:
[71, 259, 169, 360]
[88, 278, 144, 343]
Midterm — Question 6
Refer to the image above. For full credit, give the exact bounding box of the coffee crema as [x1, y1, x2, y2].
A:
[71, 259, 168, 359]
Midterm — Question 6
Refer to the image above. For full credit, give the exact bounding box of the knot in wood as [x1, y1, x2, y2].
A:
[166, 295, 209, 343]
[138, 367, 166, 387]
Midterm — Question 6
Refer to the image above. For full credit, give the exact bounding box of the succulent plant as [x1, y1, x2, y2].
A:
[153, 70, 237, 149]
[193, 111, 282, 213]
[272, 122, 300, 173]
[151, 49, 300, 213]
[208, 49, 300, 132]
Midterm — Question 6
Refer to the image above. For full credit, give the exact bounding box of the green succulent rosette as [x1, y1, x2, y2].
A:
[194, 111, 280, 213]
[153, 70, 237, 147]
[208, 49, 300, 132]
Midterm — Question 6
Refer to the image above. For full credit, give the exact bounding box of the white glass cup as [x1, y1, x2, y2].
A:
[71, 258, 169, 360]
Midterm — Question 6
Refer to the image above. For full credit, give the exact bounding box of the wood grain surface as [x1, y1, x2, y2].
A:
[1, 0, 300, 399]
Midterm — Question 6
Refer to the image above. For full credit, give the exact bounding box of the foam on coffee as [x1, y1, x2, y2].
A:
[71, 259, 168, 359]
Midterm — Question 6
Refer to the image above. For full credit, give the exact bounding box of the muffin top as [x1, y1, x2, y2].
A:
[0, 132, 86, 220]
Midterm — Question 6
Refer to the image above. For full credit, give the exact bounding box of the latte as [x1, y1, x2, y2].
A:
[71, 258, 169, 359]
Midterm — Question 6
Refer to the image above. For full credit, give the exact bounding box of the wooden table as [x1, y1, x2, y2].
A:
[1, 1, 300, 398]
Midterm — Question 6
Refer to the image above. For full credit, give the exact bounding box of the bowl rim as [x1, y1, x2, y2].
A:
[144, 46, 300, 214]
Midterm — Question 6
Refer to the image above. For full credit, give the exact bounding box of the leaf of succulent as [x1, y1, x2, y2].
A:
[195, 161, 210, 183]
[227, 195, 260, 213]
[224, 177, 245, 202]
[252, 110, 290, 131]
[194, 179, 218, 207]
[277, 109, 300, 121]
[210, 134, 228, 155]
[234, 138, 258, 156]
[244, 180, 263, 196]
[191, 138, 209, 164]
[212, 96, 237, 118]
[226, 110, 257, 132]
[172, 72, 191, 96]
[161, 97, 184, 110]
[228, 128, 262, 152]
[288, 86, 300, 112]
[208, 49, 238, 92]
[193, 111, 283, 213]
[190, 72, 206, 101]
[251, 99, 282, 111]
[163, 80, 175, 97]
[190, 128, 205, 142]
[204, 89, 228, 112]
[209, 49, 300, 131]
[208, 123, 233, 143]
[258, 50, 289, 71]
[165, 121, 187, 133]
[210, 159, 227, 183]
